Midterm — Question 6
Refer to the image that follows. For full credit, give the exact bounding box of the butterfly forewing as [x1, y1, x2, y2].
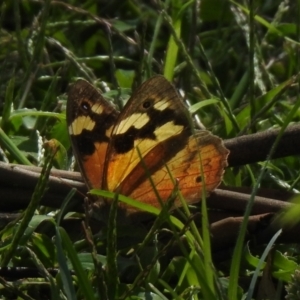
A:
[67, 80, 119, 189]
[104, 76, 192, 192]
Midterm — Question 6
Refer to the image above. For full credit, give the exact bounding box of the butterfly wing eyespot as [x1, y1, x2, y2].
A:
[80, 101, 90, 113]
[195, 176, 202, 183]
[142, 99, 152, 109]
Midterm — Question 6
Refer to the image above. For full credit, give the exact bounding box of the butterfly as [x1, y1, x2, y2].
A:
[67, 75, 229, 219]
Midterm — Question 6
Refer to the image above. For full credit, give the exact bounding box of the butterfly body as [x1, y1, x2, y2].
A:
[67, 76, 229, 217]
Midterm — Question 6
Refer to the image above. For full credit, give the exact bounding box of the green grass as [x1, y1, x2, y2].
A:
[0, 0, 300, 299]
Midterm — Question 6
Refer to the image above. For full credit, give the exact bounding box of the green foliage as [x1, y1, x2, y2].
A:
[0, 0, 299, 299]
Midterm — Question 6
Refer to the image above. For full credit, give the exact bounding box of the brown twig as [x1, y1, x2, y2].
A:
[0, 163, 85, 211]
[208, 189, 291, 214]
[224, 123, 300, 167]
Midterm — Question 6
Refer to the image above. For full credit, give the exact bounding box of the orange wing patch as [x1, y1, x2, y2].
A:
[106, 120, 186, 191]
[80, 142, 109, 189]
[116, 131, 229, 213]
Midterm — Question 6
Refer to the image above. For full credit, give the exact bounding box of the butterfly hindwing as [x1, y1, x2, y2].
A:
[124, 131, 228, 212]
[67, 80, 119, 189]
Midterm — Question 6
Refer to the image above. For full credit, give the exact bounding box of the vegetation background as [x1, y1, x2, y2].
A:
[0, 0, 299, 299]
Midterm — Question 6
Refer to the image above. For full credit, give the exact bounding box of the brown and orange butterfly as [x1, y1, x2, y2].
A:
[67, 75, 229, 218]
